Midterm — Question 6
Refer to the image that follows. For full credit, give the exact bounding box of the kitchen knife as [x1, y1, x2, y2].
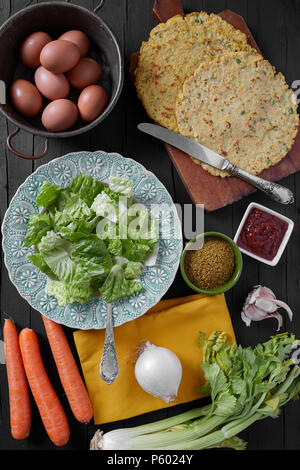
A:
[138, 123, 294, 205]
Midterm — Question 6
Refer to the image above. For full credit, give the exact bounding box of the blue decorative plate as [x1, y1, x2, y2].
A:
[2, 151, 182, 329]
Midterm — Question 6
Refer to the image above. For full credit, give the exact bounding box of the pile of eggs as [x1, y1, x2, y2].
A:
[10, 30, 108, 132]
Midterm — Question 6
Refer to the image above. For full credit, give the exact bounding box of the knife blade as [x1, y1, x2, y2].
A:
[137, 122, 294, 205]
[138, 122, 230, 171]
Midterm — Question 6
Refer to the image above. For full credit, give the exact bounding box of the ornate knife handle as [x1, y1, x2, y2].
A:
[99, 304, 119, 385]
[227, 163, 294, 205]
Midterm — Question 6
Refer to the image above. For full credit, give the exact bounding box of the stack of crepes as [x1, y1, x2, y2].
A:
[134, 12, 299, 177]
[73, 293, 235, 424]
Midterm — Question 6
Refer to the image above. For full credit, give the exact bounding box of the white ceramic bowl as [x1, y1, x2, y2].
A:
[233, 202, 294, 266]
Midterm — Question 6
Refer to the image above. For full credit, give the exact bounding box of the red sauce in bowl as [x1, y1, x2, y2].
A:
[237, 208, 288, 261]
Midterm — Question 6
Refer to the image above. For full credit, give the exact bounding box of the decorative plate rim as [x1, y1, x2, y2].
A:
[1, 150, 183, 330]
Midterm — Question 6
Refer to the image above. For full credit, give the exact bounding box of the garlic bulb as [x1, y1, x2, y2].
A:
[241, 285, 293, 331]
[134, 341, 182, 403]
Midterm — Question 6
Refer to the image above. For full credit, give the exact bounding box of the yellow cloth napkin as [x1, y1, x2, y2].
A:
[73, 293, 235, 425]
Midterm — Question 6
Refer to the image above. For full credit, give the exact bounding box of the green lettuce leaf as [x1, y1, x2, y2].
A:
[36, 181, 62, 207]
[107, 238, 123, 256]
[71, 235, 113, 278]
[38, 230, 67, 253]
[69, 174, 104, 207]
[45, 280, 92, 306]
[24, 213, 52, 247]
[38, 231, 90, 285]
[122, 238, 152, 263]
[44, 250, 76, 283]
[99, 264, 141, 303]
[59, 214, 101, 240]
[28, 253, 53, 275]
[44, 247, 90, 284]
[53, 194, 95, 231]
[59, 229, 89, 243]
[91, 191, 117, 222]
[55, 188, 72, 211]
[61, 194, 92, 220]
[123, 261, 143, 279]
[108, 176, 133, 197]
[76, 214, 101, 233]
[53, 210, 73, 230]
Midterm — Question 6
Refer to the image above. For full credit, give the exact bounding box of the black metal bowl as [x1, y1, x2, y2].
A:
[0, 1, 123, 158]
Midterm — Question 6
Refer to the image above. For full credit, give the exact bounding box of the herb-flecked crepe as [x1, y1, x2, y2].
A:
[176, 52, 299, 177]
[135, 11, 299, 177]
[135, 12, 255, 131]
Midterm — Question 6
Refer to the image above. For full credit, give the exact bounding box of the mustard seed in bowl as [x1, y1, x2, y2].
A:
[184, 236, 236, 290]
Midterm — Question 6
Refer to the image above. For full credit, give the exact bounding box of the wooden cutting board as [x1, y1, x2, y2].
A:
[130, 0, 300, 211]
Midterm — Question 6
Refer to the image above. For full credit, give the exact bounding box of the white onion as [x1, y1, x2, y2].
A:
[134, 341, 182, 403]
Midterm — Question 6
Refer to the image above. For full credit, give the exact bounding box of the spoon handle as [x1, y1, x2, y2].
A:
[99, 304, 119, 385]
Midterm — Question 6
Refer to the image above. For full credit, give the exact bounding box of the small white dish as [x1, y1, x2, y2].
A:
[233, 202, 294, 266]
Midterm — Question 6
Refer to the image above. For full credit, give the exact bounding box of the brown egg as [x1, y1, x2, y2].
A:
[10, 79, 43, 117]
[42, 99, 78, 132]
[35, 66, 70, 100]
[59, 30, 90, 57]
[20, 31, 52, 68]
[78, 85, 108, 122]
[40, 40, 80, 73]
[67, 58, 102, 89]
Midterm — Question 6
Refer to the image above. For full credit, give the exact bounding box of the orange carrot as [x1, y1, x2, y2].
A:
[3, 319, 31, 440]
[19, 328, 70, 447]
[42, 316, 93, 423]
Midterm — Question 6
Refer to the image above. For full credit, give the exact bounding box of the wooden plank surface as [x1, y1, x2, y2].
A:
[0, 0, 299, 452]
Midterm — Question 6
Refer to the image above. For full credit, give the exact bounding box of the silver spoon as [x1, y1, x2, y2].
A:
[99, 303, 119, 384]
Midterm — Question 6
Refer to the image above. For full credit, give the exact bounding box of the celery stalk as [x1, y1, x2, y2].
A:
[161, 413, 261, 450]
[131, 415, 226, 449]
[120, 405, 211, 436]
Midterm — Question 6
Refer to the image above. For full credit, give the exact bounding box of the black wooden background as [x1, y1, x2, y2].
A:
[1, 0, 300, 451]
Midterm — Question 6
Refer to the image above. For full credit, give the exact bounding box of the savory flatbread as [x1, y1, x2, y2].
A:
[135, 12, 255, 131]
[176, 52, 299, 176]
